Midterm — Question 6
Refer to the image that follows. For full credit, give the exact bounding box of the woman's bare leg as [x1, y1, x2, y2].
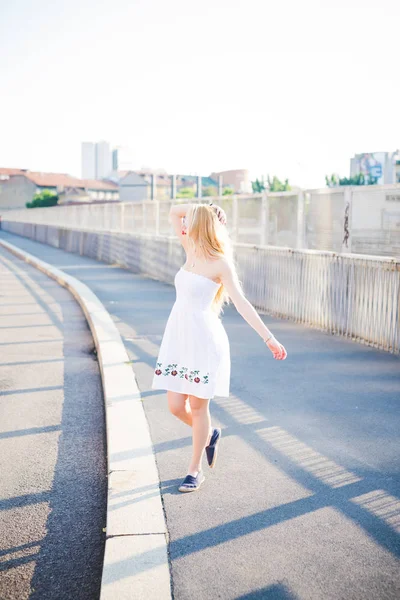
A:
[167, 391, 193, 427]
[187, 395, 212, 476]
[167, 391, 213, 466]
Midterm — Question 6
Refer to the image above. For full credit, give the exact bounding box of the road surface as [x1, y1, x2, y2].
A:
[1, 231, 399, 600]
[0, 244, 107, 600]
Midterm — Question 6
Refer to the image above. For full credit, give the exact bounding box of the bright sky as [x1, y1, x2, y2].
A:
[1, 0, 399, 188]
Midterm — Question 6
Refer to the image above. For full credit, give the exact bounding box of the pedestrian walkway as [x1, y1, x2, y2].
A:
[0, 244, 106, 600]
[1, 231, 400, 600]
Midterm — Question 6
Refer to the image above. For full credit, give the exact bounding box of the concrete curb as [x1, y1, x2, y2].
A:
[0, 239, 172, 599]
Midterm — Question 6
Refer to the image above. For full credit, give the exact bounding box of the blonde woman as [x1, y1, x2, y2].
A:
[152, 202, 287, 492]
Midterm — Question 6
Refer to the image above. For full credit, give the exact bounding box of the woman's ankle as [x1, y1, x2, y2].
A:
[188, 465, 202, 476]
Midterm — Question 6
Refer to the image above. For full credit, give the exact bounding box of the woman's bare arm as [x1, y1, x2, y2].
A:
[169, 203, 194, 247]
[219, 259, 287, 360]
[169, 203, 193, 218]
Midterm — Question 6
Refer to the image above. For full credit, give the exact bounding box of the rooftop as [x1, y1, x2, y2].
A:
[0, 168, 118, 190]
[0, 168, 28, 177]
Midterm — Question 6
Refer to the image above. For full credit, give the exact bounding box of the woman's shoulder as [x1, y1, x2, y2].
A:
[213, 255, 233, 277]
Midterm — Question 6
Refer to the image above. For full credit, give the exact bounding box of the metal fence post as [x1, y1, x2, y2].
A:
[171, 174, 176, 200]
[296, 190, 305, 249]
[260, 192, 269, 246]
[120, 203, 125, 233]
[155, 201, 160, 236]
[143, 203, 147, 232]
[197, 175, 202, 199]
[232, 195, 238, 241]
[218, 175, 223, 197]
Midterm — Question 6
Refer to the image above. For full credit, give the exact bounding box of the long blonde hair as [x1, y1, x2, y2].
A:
[185, 203, 243, 316]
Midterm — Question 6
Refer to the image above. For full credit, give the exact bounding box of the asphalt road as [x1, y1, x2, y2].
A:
[0, 245, 107, 600]
[1, 231, 400, 600]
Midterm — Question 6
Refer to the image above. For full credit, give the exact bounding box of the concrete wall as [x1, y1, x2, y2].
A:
[0, 175, 37, 211]
[2, 185, 400, 258]
[305, 189, 345, 253]
[350, 186, 400, 256]
[303, 184, 400, 256]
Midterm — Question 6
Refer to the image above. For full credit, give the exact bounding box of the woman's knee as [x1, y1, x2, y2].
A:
[167, 392, 188, 416]
[189, 395, 210, 414]
[169, 402, 184, 417]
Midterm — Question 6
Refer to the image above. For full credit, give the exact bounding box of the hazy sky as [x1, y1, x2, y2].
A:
[1, 0, 399, 188]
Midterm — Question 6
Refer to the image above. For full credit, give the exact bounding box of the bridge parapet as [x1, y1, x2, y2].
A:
[2, 214, 399, 354]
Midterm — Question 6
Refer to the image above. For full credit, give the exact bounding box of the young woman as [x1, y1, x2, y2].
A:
[152, 202, 287, 492]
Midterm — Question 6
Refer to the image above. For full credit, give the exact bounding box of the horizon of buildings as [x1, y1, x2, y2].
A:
[0, 165, 250, 211]
[81, 140, 252, 194]
[350, 150, 400, 185]
[82, 139, 400, 190]
[1, 145, 400, 213]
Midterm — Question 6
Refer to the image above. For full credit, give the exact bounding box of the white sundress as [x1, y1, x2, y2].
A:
[151, 267, 230, 399]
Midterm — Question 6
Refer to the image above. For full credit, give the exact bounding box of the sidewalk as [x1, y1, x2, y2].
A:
[1, 231, 400, 600]
[0, 245, 106, 600]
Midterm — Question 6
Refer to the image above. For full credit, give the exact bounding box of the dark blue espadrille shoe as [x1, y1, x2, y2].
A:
[205, 428, 221, 468]
[178, 471, 205, 493]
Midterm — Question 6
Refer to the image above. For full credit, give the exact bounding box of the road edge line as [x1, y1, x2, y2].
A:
[0, 238, 172, 600]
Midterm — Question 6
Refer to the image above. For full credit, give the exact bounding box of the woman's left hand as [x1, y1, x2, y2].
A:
[266, 337, 287, 360]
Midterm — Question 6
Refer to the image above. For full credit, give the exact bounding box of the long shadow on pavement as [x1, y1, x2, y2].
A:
[0, 252, 107, 599]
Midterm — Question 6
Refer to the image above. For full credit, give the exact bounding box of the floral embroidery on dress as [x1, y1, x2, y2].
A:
[155, 362, 209, 384]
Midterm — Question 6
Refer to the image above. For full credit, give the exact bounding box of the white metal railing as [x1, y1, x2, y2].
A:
[2, 196, 285, 244]
[236, 244, 400, 354]
[2, 215, 400, 354]
[3, 185, 400, 257]
[0, 194, 312, 252]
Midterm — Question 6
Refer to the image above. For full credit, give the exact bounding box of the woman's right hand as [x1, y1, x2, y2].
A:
[210, 203, 227, 225]
[266, 336, 287, 360]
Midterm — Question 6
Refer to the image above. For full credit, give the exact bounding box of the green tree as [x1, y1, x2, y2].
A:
[26, 189, 59, 209]
[267, 175, 291, 192]
[325, 174, 339, 187]
[251, 177, 266, 193]
[325, 173, 378, 187]
[222, 187, 234, 195]
[176, 187, 195, 199]
[202, 186, 218, 197]
[251, 175, 291, 193]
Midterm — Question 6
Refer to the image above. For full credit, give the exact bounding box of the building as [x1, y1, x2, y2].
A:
[0, 168, 31, 210]
[0, 167, 27, 179]
[0, 170, 119, 212]
[210, 169, 251, 193]
[96, 141, 112, 180]
[104, 169, 241, 201]
[106, 171, 149, 202]
[81, 140, 112, 180]
[112, 149, 118, 171]
[350, 151, 400, 185]
[81, 142, 96, 179]
[112, 146, 135, 172]
[106, 169, 173, 202]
